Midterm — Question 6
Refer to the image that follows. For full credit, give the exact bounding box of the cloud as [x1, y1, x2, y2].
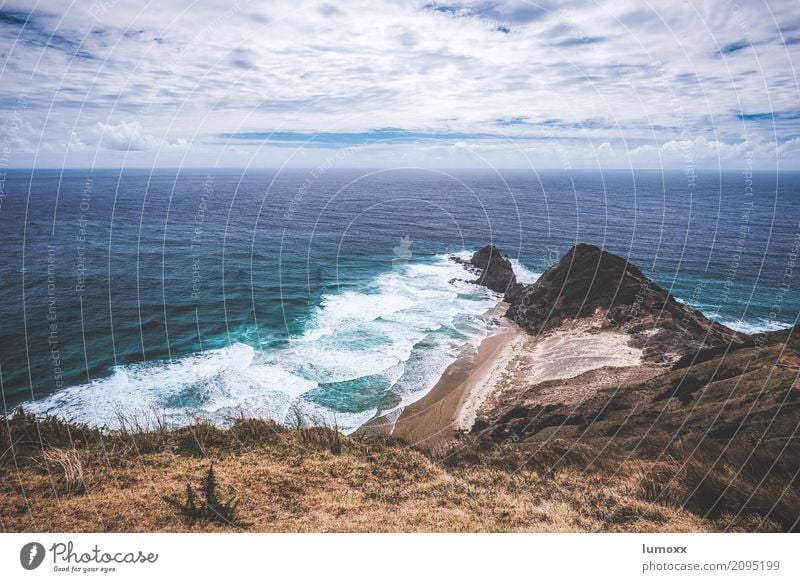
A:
[220, 128, 495, 145]
[96, 121, 151, 151]
[495, 116, 528, 126]
[0, 0, 798, 168]
[230, 47, 257, 70]
[0, 8, 94, 60]
[95, 121, 187, 151]
[659, 137, 749, 160]
[67, 130, 86, 151]
[597, 141, 614, 157]
[777, 137, 800, 157]
[627, 136, 798, 165]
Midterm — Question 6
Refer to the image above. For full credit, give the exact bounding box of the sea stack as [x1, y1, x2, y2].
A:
[469, 245, 523, 299]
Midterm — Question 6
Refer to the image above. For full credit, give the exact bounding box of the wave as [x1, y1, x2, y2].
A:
[275, 254, 502, 426]
[26, 343, 317, 428]
[716, 318, 794, 335]
[509, 258, 542, 285]
[674, 296, 794, 334]
[27, 252, 531, 433]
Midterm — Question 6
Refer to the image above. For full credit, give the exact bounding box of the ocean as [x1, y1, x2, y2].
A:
[1, 168, 798, 432]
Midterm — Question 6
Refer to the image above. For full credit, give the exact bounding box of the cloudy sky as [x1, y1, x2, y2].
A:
[1, 0, 799, 169]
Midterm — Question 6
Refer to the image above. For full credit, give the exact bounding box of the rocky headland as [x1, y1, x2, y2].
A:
[505, 243, 744, 363]
[364, 243, 799, 530]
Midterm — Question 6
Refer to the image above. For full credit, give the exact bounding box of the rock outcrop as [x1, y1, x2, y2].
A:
[468, 245, 523, 298]
[505, 243, 743, 363]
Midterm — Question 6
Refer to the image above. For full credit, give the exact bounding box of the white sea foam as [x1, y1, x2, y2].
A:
[450, 249, 473, 262]
[672, 297, 794, 335]
[378, 332, 470, 415]
[273, 255, 500, 390]
[299, 327, 334, 341]
[288, 399, 378, 435]
[28, 252, 541, 432]
[717, 318, 794, 335]
[509, 258, 542, 285]
[26, 342, 318, 428]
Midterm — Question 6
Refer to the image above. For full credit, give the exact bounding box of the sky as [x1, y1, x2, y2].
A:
[0, 0, 799, 170]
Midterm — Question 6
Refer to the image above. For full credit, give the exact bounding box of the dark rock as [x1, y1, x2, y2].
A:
[505, 243, 744, 361]
[504, 281, 526, 304]
[708, 421, 740, 439]
[497, 405, 536, 424]
[472, 419, 490, 432]
[450, 254, 480, 273]
[469, 245, 519, 296]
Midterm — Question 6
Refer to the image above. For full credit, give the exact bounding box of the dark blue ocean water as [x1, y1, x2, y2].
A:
[1, 168, 798, 430]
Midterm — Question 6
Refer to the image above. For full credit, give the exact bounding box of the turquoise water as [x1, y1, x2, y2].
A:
[1, 168, 798, 431]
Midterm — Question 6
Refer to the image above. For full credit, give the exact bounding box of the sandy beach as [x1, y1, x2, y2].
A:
[364, 317, 645, 454]
[362, 320, 523, 453]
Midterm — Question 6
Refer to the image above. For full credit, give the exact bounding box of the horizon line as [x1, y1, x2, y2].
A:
[3, 166, 799, 173]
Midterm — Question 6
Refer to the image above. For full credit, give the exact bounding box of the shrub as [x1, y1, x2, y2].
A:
[163, 464, 250, 528]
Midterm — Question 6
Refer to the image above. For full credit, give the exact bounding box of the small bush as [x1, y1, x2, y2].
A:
[163, 464, 250, 528]
[290, 408, 343, 455]
[173, 422, 227, 456]
[228, 418, 284, 447]
[113, 408, 174, 455]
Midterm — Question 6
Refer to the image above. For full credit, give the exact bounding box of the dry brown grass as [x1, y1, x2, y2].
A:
[42, 447, 86, 495]
[635, 440, 800, 532]
[1, 452, 757, 532]
[0, 410, 790, 532]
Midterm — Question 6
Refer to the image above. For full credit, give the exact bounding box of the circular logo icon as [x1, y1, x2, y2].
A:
[20, 542, 46, 570]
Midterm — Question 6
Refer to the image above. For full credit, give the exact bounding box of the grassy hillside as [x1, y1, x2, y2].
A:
[0, 409, 788, 532]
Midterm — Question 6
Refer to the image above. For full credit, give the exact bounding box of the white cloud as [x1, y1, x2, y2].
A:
[67, 130, 86, 151]
[95, 121, 151, 151]
[0, 0, 798, 168]
[95, 121, 188, 151]
[777, 137, 800, 158]
[597, 141, 615, 157]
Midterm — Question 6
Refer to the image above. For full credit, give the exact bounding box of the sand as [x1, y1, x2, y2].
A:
[363, 320, 644, 454]
[362, 321, 524, 454]
[526, 330, 644, 385]
[453, 325, 526, 432]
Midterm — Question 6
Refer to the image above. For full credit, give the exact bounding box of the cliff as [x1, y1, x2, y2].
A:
[505, 243, 744, 363]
